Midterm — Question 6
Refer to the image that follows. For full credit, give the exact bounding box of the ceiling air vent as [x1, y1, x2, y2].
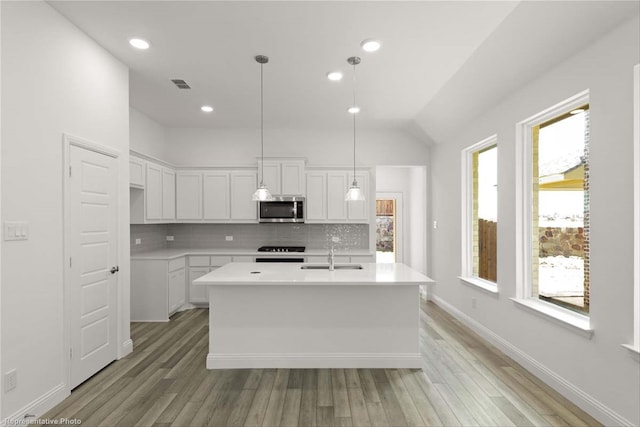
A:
[171, 79, 191, 89]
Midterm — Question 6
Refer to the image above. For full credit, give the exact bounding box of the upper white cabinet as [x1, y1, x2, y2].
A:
[305, 169, 370, 224]
[203, 172, 230, 220]
[230, 171, 258, 221]
[176, 171, 203, 220]
[305, 172, 326, 221]
[259, 159, 305, 196]
[137, 162, 176, 223]
[129, 155, 145, 188]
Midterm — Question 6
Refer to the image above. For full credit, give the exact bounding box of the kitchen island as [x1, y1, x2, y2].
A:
[194, 262, 434, 369]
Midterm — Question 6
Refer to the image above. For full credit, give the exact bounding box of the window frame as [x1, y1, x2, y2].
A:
[514, 90, 593, 337]
[459, 134, 498, 293]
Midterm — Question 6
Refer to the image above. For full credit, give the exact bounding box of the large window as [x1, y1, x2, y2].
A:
[461, 135, 498, 291]
[516, 91, 592, 330]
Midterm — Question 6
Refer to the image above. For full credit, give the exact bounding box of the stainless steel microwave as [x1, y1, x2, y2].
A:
[258, 197, 305, 223]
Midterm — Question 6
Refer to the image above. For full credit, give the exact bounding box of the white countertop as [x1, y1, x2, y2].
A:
[131, 248, 374, 260]
[194, 262, 434, 286]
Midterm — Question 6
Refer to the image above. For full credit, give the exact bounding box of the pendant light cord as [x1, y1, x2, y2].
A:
[352, 62, 357, 186]
[260, 62, 265, 186]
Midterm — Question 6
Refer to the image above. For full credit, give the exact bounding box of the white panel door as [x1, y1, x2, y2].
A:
[327, 172, 348, 221]
[230, 171, 258, 220]
[162, 168, 175, 220]
[203, 172, 230, 220]
[145, 163, 162, 220]
[69, 145, 118, 389]
[176, 172, 203, 220]
[305, 172, 326, 221]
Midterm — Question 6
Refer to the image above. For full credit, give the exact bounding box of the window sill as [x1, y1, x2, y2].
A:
[510, 298, 593, 339]
[621, 344, 640, 362]
[458, 276, 499, 295]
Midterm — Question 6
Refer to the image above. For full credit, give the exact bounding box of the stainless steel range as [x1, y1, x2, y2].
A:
[255, 246, 305, 262]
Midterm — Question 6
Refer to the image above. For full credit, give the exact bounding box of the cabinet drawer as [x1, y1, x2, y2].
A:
[190, 256, 210, 267]
[210, 256, 233, 267]
[232, 256, 254, 263]
[168, 257, 186, 272]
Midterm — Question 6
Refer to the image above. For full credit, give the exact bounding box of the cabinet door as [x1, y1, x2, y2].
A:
[176, 172, 203, 220]
[230, 171, 258, 220]
[189, 267, 210, 304]
[203, 172, 230, 220]
[260, 162, 281, 196]
[130, 156, 145, 188]
[347, 172, 369, 222]
[146, 163, 163, 220]
[281, 160, 305, 196]
[162, 168, 176, 220]
[305, 172, 326, 221]
[327, 172, 348, 221]
[168, 268, 185, 313]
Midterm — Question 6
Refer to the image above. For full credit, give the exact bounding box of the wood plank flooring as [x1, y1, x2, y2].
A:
[38, 299, 602, 426]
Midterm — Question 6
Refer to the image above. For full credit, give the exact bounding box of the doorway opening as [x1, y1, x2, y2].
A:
[376, 192, 403, 263]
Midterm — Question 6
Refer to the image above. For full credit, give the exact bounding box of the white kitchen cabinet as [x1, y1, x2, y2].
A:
[259, 159, 305, 196]
[131, 257, 186, 321]
[130, 155, 145, 188]
[162, 168, 176, 220]
[306, 170, 370, 223]
[230, 171, 258, 221]
[144, 162, 176, 222]
[306, 255, 350, 264]
[146, 163, 163, 220]
[203, 172, 230, 220]
[327, 172, 348, 221]
[189, 255, 242, 306]
[176, 171, 203, 220]
[305, 172, 326, 221]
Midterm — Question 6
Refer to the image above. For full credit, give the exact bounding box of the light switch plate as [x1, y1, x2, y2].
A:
[135, 238, 142, 245]
[4, 222, 29, 241]
[166, 236, 174, 241]
[225, 235, 234, 241]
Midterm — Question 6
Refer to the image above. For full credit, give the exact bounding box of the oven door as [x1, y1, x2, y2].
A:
[255, 257, 305, 263]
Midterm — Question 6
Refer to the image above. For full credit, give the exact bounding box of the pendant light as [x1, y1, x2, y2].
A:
[345, 56, 365, 202]
[252, 54, 274, 202]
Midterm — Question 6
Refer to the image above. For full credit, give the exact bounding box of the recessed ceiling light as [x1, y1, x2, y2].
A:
[347, 106, 360, 114]
[327, 71, 343, 81]
[129, 38, 150, 50]
[361, 39, 381, 53]
[570, 108, 584, 115]
[201, 105, 214, 113]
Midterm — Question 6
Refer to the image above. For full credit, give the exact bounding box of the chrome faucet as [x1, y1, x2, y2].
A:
[328, 247, 335, 271]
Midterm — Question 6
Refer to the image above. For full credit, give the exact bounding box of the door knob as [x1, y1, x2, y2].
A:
[110, 266, 119, 274]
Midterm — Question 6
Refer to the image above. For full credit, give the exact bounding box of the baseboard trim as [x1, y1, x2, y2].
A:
[206, 353, 423, 369]
[1, 383, 68, 426]
[120, 338, 133, 359]
[431, 295, 635, 427]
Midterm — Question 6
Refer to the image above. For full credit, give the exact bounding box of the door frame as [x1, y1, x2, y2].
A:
[62, 133, 121, 393]
[376, 192, 404, 263]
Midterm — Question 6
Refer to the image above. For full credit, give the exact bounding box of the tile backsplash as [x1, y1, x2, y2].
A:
[131, 223, 369, 253]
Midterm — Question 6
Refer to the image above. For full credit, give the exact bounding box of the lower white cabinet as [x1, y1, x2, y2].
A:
[131, 257, 186, 321]
[189, 255, 251, 305]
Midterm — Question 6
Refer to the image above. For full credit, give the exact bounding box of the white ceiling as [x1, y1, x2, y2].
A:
[49, 1, 639, 142]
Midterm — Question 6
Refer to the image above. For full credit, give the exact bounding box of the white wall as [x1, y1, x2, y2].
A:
[429, 15, 640, 426]
[376, 166, 427, 273]
[1, 1, 130, 419]
[164, 127, 429, 167]
[130, 107, 166, 160]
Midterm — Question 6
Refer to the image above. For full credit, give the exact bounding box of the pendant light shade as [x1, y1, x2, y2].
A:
[252, 54, 274, 202]
[345, 56, 365, 202]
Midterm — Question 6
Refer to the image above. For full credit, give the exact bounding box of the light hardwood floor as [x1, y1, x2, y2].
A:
[39, 299, 602, 427]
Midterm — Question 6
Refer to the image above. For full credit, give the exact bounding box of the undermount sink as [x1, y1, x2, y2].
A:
[301, 264, 363, 270]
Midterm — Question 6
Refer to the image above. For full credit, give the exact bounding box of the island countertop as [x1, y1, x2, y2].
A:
[194, 262, 434, 286]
